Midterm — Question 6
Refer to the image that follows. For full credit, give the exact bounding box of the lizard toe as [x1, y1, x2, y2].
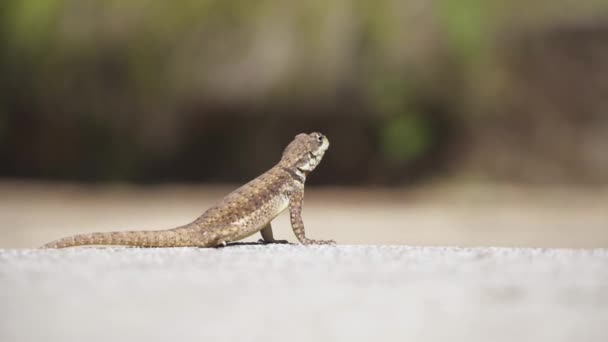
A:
[259, 239, 291, 245]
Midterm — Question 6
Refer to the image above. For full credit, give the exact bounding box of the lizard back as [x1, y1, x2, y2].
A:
[192, 166, 299, 242]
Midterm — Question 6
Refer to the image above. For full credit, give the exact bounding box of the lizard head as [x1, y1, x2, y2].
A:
[280, 132, 329, 173]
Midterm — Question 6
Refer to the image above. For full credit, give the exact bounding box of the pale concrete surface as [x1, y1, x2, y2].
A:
[1, 246, 607, 342]
[0, 181, 607, 248]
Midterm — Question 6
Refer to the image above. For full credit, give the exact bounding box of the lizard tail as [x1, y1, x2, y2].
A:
[41, 229, 195, 248]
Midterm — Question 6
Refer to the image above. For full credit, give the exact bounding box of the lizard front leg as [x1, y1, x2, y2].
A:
[288, 190, 335, 245]
[258, 223, 289, 244]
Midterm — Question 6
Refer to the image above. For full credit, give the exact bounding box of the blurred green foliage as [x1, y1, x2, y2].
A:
[1, 0, 608, 184]
[367, 73, 432, 163]
[438, 0, 490, 60]
[381, 113, 431, 163]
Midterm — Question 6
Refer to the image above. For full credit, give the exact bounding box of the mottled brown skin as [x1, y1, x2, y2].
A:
[42, 132, 335, 248]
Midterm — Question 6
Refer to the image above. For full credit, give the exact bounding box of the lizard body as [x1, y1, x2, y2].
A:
[42, 132, 335, 248]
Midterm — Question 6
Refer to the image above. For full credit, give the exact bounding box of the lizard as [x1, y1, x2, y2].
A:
[42, 132, 335, 248]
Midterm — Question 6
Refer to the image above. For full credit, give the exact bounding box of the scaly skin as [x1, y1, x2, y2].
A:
[42, 132, 335, 248]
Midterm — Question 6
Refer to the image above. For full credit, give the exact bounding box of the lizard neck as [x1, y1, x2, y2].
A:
[278, 164, 307, 185]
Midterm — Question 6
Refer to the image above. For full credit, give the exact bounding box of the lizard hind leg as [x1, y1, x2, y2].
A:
[258, 223, 290, 244]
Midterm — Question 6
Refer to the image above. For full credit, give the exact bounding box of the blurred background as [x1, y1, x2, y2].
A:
[0, 0, 607, 248]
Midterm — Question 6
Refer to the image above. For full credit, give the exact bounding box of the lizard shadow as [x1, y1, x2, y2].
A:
[217, 240, 293, 248]
[124, 241, 292, 249]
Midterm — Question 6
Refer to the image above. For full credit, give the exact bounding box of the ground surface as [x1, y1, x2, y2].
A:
[1, 246, 607, 342]
[1, 181, 607, 248]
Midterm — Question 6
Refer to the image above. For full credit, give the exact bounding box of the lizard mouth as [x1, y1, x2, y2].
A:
[309, 152, 322, 165]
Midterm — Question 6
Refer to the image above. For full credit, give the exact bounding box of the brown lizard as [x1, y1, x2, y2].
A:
[42, 132, 335, 248]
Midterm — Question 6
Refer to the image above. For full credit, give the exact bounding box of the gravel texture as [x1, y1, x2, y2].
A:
[1, 245, 607, 342]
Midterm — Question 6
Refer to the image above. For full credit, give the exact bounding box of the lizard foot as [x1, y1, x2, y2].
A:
[257, 239, 291, 245]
